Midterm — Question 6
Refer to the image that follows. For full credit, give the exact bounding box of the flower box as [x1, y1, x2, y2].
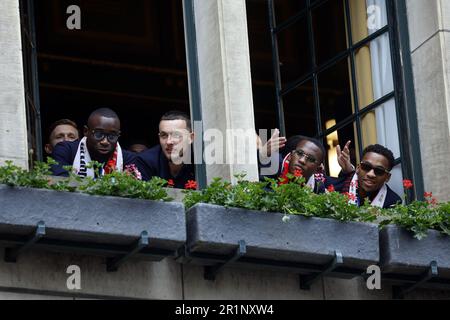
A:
[0, 185, 186, 260]
[380, 225, 450, 279]
[185, 203, 379, 271]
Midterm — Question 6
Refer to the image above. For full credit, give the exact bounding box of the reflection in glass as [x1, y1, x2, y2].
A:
[348, 0, 388, 44]
[323, 122, 358, 178]
[318, 58, 353, 134]
[354, 37, 394, 108]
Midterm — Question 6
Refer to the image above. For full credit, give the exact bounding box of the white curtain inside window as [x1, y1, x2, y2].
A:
[366, 0, 403, 198]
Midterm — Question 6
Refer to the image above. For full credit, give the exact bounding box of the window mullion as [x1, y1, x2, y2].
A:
[344, 0, 364, 158]
[305, 0, 322, 137]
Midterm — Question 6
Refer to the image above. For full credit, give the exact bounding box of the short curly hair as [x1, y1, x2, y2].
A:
[362, 144, 395, 170]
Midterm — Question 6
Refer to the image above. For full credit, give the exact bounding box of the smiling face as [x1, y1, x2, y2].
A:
[159, 119, 193, 163]
[288, 140, 323, 181]
[84, 115, 121, 162]
[356, 152, 391, 193]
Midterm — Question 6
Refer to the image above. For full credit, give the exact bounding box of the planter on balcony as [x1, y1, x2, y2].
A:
[0, 185, 186, 263]
[185, 203, 379, 274]
[380, 225, 450, 279]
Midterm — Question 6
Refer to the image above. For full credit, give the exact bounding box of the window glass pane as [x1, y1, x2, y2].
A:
[318, 58, 353, 134]
[247, 0, 276, 82]
[252, 85, 278, 131]
[348, 0, 388, 44]
[275, 0, 306, 24]
[361, 99, 400, 159]
[389, 164, 404, 204]
[277, 17, 312, 85]
[282, 80, 316, 138]
[312, 0, 348, 66]
[323, 122, 359, 178]
[355, 35, 394, 108]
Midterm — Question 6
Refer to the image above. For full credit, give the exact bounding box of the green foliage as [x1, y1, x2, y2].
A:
[379, 201, 450, 240]
[79, 171, 172, 202]
[184, 174, 378, 223]
[0, 159, 171, 202]
[0, 159, 54, 189]
[183, 174, 450, 239]
[2, 161, 449, 240]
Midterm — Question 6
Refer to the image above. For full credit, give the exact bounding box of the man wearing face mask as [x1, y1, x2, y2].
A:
[50, 108, 136, 178]
[331, 144, 402, 208]
[44, 119, 79, 155]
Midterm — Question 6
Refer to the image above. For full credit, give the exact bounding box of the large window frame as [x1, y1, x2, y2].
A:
[19, 0, 209, 189]
[19, 0, 422, 195]
[267, 0, 424, 200]
[19, 0, 43, 165]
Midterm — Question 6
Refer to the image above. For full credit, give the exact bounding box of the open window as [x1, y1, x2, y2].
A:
[23, 0, 191, 158]
[247, 0, 419, 197]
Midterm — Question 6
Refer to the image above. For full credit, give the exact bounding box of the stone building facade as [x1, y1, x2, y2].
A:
[0, 0, 449, 299]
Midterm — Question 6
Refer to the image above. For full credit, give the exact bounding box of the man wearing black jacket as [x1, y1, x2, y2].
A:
[51, 108, 135, 178]
[134, 111, 195, 189]
[328, 144, 402, 209]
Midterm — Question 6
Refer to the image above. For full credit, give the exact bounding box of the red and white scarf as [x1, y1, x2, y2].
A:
[279, 153, 323, 189]
[73, 137, 123, 178]
[347, 172, 387, 208]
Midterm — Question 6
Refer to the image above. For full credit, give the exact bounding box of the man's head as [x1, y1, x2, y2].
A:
[158, 111, 193, 163]
[286, 135, 326, 181]
[128, 140, 149, 153]
[45, 119, 79, 154]
[83, 108, 121, 162]
[356, 144, 395, 193]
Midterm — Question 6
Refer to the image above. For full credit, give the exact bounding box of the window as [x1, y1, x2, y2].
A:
[19, 0, 42, 165]
[247, 0, 418, 197]
[21, 0, 191, 158]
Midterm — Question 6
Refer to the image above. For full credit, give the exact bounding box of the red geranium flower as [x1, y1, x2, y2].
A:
[185, 180, 197, 190]
[344, 192, 356, 202]
[403, 179, 413, 190]
[294, 169, 303, 178]
[327, 185, 335, 193]
[424, 192, 433, 199]
[167, 179, 175, 188]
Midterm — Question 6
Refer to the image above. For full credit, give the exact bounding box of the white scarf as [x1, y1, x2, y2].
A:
[72, 137, 123, 178]
[348, 173, 387, 208]
[306, 175, 315, 189]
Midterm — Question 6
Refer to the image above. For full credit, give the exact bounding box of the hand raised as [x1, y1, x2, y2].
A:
[337, 140, 354, 173]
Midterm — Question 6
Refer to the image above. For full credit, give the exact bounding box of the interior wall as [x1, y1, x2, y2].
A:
[34, 0, 189, 151]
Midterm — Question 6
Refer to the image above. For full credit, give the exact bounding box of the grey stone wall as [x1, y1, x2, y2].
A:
[406, 0, 450, 201]
[0, 0, 29, 169]
[1, 248, 448, 300]
[192, 0, 259, 184]
[0, 248, 380, 300]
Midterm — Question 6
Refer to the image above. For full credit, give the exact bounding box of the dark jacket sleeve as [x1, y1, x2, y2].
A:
[383, 186, 402, 208]
[122, 150, 137, 167]
[133, 149, 158, 181]
[324, 171, 354, 193]
[50, 141, 78, 177]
